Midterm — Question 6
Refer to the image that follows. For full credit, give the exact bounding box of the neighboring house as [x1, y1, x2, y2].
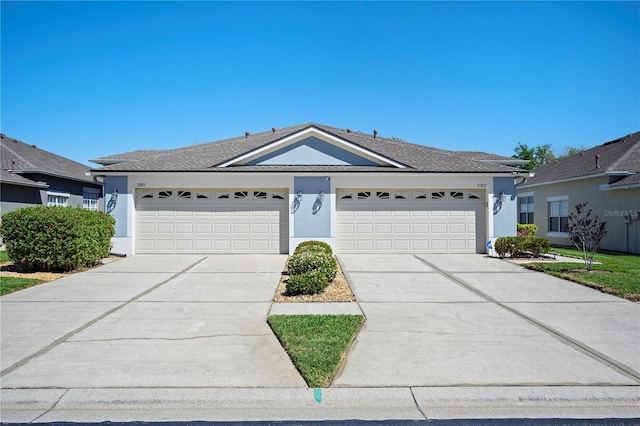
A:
[0, 134, 104, 215]
[90, 123, 528, 256]
[517, 131, 640, 254]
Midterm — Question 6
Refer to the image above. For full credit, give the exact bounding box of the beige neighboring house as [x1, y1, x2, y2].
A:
[517, 131, 640, 254]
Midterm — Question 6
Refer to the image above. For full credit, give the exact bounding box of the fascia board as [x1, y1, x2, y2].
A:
[518, 172, 609, 189]
[217, 127, 406, 168]
[12, 170, 95, 185]
[0, 178, 49, 189]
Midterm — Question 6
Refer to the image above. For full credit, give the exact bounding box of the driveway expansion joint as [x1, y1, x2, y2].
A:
[413, 255, 640, 384]
[0, 256, 208, 378]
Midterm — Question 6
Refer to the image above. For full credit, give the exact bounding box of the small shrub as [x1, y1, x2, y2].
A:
[494, 236, 520, 258]
[494, 235, 550, 258]
[287, 251, 337, 281]
[521, 236, 550, 257]
[517, 223, 538, 237]
[1, 206, 115, 271]
[294, 240, 333, 255]
[286, 271, 330, 295]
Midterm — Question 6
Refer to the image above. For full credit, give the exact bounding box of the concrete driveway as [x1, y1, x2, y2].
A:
[1, 253, 639, 422]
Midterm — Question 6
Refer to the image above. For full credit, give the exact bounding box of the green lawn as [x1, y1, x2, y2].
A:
[525, 248, 640, 301]
[0, 250, 10, 263]
[267, 314, 364, 388]
[1, 276, 42, 296]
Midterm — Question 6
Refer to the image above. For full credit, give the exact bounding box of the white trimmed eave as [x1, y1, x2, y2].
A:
[11, 169, 96, 185]
[518, 172, 610, 189]
[216, 127, 406, 169]
[481, 159, 530, 166]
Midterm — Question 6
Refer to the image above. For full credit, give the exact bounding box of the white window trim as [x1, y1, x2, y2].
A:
[47, 190, 70, 198]
[518, 191, 534, 198]
[547, 195, 569, 237]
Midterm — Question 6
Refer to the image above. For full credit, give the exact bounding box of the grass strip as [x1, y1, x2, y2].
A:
[0, 250, 10, 263]
[268, 314, 364, 388]
[1, 276, 42, 296]
[525, 248, 640, 301]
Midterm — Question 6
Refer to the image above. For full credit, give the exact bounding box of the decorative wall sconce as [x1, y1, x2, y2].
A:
[296, 188, 303, 202]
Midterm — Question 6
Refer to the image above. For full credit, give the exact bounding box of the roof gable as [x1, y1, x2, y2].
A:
[0, 135, 94, 184]
[91, 122, 524, 174]
[222, 127, 402, 168]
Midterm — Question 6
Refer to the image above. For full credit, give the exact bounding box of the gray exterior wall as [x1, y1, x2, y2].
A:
[293, 176, 331, 238]
[518, 176, 640, 254]
[248, 137, 379, 166]
[492, 176, 518, 237]
[1, 174, 103, 215]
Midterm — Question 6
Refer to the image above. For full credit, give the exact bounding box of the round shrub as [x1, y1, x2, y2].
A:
[1, 206, 115, 271]
[287, 250, 337, 281]
[294, 240, 333, 256]
[286, 270, 330, 296]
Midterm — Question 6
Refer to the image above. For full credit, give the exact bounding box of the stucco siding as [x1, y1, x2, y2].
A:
[520, 176, 640, 253]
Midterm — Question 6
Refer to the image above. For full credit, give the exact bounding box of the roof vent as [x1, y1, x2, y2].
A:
[31, 144, 37, 148]
[373, 129, 378, 139]
[245, 131, 250, 139]
[272, 127, 276, 133]
[0, 133, 4, 139]
[346, 129, 351, 133]
[580, 151, 585, 157]
[595, 155, 600, 169]
[11, 160, 15, 173]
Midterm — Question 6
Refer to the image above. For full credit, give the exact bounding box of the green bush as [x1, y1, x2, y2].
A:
[287, 250, 337, 281]
[494, 235, 550, 258]
[521, 236, 550, 257]
[285, 271, 331, 296]
[495, 236, 520, 258]
[517, 223, 538, 237]
[1, 206, 115, 271]
[294, 240, 333, 255]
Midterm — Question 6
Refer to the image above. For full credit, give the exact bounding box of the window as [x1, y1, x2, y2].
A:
[548, 198, 569, 233]
[519, 195, 534, 224]
[83, 190, 99, 211]
[450, 191, 464, 200]
[47, 192, 69, 207]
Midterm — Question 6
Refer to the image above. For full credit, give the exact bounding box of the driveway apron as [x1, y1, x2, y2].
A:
[333, 254, 640, 388]
[1, 255, 306, 389]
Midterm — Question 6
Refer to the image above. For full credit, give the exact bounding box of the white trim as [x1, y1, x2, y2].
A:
[46, 190, 70, 197]
[547, 195, 568, 202]
[520, 172, 609, 189]
[517, 191, 534, 198]
[217, 127, 407, 168]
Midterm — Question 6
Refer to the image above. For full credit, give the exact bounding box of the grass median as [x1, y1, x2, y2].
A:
[268, 314, 364, 388]
[524, 247, 640, 301]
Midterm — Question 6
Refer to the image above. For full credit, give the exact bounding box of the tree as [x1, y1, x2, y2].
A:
[566, 202, 607, 271]
[533, 144, 556, 166]
[512, 142, 536, 170]
[557, 144, 586, 159]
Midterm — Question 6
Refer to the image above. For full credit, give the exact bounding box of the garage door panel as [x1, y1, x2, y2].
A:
[337, 189, 484, 254]
[136, 189, 287, 254]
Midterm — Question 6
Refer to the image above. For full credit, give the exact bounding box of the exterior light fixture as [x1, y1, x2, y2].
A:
[318, 189, 325, 202]
[296, 189, 303, 202]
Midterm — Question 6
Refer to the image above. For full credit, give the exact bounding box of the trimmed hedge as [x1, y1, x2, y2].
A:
[294, 240, 333, 255]
[285, 271, 330, 295]
[517, 223, 538, 237]
[1, 206, 115, 271]
[494, 235, 550, 259]
[286, 241, 337, 296]
[287, 250, 337, 281]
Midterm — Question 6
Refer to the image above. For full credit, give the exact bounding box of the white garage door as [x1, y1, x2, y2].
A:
[337, 189, 485, 253]
[136, 189, 288, 254]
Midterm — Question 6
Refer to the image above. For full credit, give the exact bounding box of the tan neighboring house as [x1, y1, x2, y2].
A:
[517, 131, 640, 254]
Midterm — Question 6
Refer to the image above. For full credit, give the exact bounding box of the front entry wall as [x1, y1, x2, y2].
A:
[136, 188, 288, 254]
[336, 189, 486, 253]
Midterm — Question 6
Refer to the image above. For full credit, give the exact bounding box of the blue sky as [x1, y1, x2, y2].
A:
[2, 1, 638, 167]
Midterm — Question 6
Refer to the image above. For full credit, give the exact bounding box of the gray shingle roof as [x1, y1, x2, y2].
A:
[91, 123, 523, 174]
[0, 135, 95, 184]
[521, 131, 640, 187]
